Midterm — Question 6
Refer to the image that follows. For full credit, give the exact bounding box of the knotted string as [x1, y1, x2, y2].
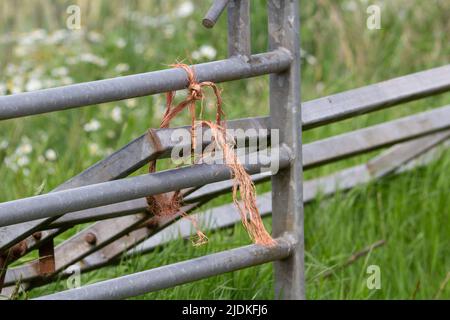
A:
[146, 63, 274, 246]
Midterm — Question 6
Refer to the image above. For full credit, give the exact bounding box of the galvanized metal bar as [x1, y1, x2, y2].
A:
[302, 105, 450, 169]
[0, 147, 291, 227]
[203, 0, 230, 28]
[367, 131, 450, 178]
[49, 173, 270, 228]
[0, 50, 291, 121]
[268, 0, 304, 300]
[302, 65, 450, 129]
[5, 131, 449, 288]
[35, 236, 295, 300]
[227, 0, 251, 58]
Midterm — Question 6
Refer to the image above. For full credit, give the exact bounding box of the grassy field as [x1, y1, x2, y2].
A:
[0, 0, 449, 299]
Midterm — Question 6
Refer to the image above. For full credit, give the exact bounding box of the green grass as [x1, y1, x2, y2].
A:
[0, 0, 449, 299]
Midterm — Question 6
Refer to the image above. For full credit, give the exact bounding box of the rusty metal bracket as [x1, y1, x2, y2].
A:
[38, 240, 56, 275]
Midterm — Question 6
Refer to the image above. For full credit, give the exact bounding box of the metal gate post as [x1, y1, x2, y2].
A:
[268, 0, 305, 299]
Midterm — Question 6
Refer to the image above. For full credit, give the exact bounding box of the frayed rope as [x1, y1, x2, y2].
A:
[146, 63, 274, 246]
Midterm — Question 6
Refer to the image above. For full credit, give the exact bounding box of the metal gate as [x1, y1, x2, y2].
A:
[0, 0, 449, 300]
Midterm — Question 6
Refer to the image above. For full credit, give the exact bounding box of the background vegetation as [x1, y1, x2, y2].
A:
[0, 0, 449, 299]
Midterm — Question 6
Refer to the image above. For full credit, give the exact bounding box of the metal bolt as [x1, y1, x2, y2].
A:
[145, 219, 159, 229]
[33, 232, 42, 240]
[85, 233, 97, 245]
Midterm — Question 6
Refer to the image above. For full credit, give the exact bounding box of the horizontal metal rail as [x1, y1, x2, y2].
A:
[35, 236, 294, 300]
[303, 104, 450, 168]
[302, 64, 450, 129]
[26, 105, 450, 228]
[0, 147, 292, 227]
[1, 64, 449, 252]
[48, 173, 270, 228]
[0, 50, 291, 120]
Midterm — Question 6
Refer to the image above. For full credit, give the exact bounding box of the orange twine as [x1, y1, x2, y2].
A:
[146, 63, 274, 246]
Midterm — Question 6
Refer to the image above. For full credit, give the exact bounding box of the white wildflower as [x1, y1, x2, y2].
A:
[306, 54, 317, 66]
[14, 46, 29, 57]
[19, 29, 47, 46]
[26, 78, 43, 92]
[4, 156, 18, 172]
[47, 29, 69, 44]
[191, 50, 201, 61]
[45, 149, 57, 161]
[17, 155, 30, 167]
[0, 140, 8, 150]
[115, 38, 127, 49]
[17, 142, 33, 155]
[88, 31, 104, 43]
[126, 99, 137, 109]
[111, 106, 123, 123]
[60, 77, 74, 86]
[67, 57, 79, 65]
[51, 67, 69, 78]
[43, 79, 58, 88]
[343, 0, 358, 12]
[84, 119, 101, 132]
[80, 53, 107, 67]
[22, 168, 30, 176]
[107, 130, 116, 139]
[199, 45, 217, 60]
[114, 63, 130, 73]
[163, 25, 175, 39]
[176, 1, 194, 18]
[88, 143, 100, 156]
[134, 43, 145, 54]
[11, 75, 25, 93]
[0, 83, 6, 95]
[315, 82, 325, 94]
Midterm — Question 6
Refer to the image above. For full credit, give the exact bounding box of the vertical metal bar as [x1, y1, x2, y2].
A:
[268, 0, 305, 299]
[227, 0, 251, 58]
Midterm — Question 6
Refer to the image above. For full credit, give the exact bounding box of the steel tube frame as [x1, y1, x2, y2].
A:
[0, 0, 450, 299]
[4, 131, 449, 289]
[1, 64, 449, 253]
[227, 0, 251, 58]
[35, 236, 295, 300]
[0, 50, 291, 120]
[268, 0, 304, 300]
